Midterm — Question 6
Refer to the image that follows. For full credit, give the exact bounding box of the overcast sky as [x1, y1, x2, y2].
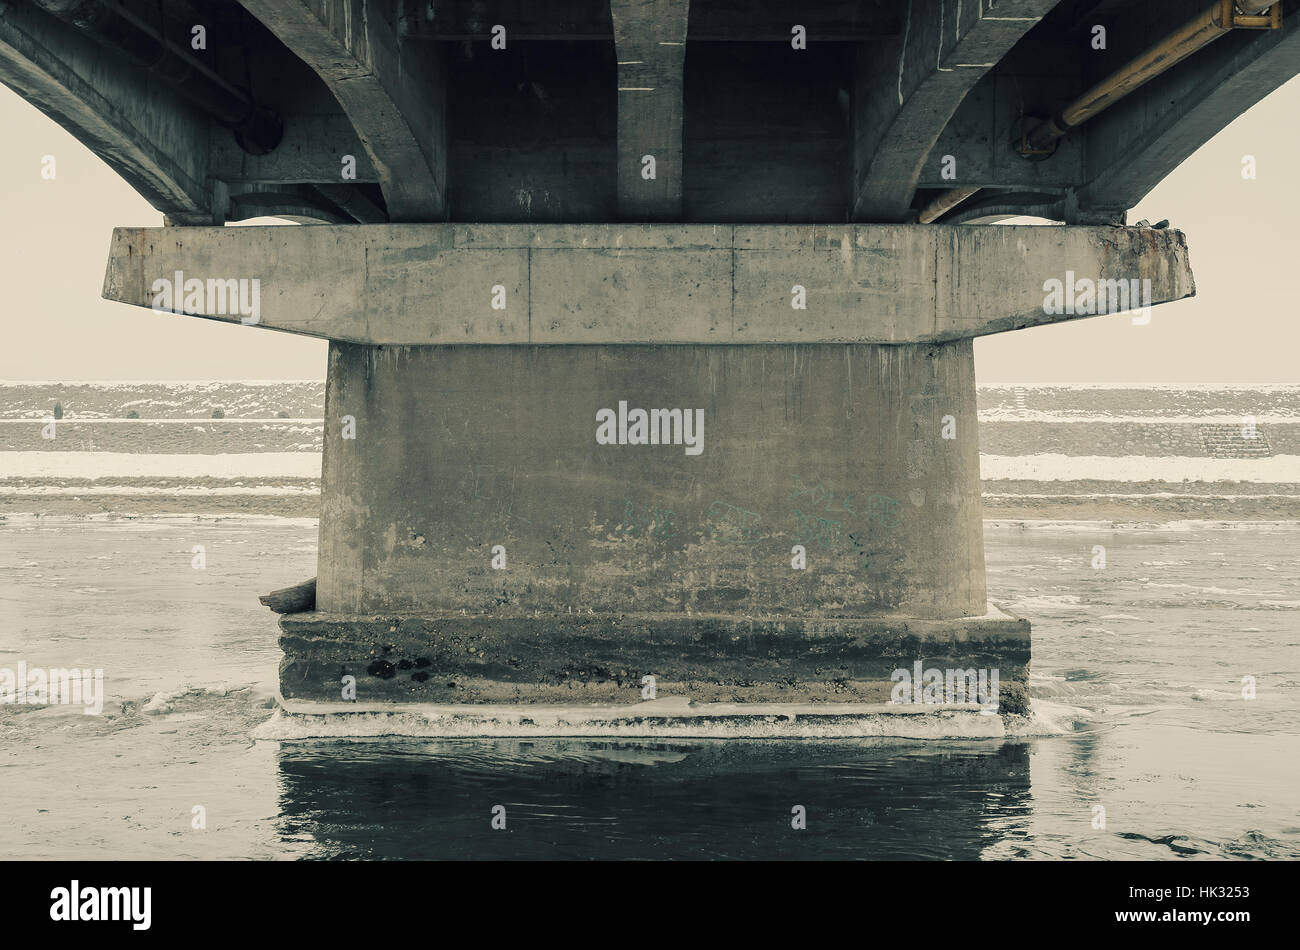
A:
[0, 75, 1297, 383]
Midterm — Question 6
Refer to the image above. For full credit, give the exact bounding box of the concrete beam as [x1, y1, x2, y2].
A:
[0, 0, 211, 221]
[611, 0, 690, 220]
[102, 223, 1194, 345]
[407, 0, 901, 42]
[236, 0, 446, 221]
[851, 0, 1059, 222]
[917, 69, 1086, 192]
[1079, 2, 1300, 212]
[313, 183, 388, 224]
[224, 185, 353, 224]
[209, 112, 379, 185]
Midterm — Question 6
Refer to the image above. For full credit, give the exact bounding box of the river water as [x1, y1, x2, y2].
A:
[1, 515, 1297, 860]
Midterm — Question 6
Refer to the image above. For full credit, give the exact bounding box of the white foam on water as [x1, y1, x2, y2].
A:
[1142, 582, 1283, 597]
[1004, 700, 1092, 738]
[137, 684, 278, 716]
[1014, 594, 1089, 611]
[255, 698, 1010, 741]
[1189, 689, 1238, 702]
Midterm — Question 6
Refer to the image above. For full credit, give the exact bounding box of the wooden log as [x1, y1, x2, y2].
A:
[259, 577, 317, 614]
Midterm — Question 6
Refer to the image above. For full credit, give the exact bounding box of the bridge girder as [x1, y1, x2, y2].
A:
[0, 0, 1295, 225]
[0, 0, 211, 221]
[917, 0, 1300, 222]
[851, 0, 1058, 223]
[610, 0, 689, 220]
[234, 0, 447, 221]
[1080, 0, 1300, 213]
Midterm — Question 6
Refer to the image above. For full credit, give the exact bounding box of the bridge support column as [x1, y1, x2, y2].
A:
[280, 338, 1029, 714]
[102, 222, 1195, 729]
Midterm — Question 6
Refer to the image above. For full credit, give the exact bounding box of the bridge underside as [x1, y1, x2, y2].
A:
[3, 0, 1290, 728]
[3, 0, 1295, 227]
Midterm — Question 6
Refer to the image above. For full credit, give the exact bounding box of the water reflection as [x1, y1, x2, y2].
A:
[276, 738, 1031, 859]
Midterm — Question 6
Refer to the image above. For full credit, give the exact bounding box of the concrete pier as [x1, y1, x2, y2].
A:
[100, 221, 1193, 725]
[291, 338, 1027, 713]
[312, 341, 986, 615]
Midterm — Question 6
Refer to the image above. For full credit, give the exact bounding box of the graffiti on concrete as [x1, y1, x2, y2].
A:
[707, 500, 764, 543]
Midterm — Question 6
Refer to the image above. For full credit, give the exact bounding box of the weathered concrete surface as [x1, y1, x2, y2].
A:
[851, 0, 1056, 221]
[235, 0, 447, 220]
[102, 223, 1195, 344]
[317, 341, 985, 620]
[5, 1, 1297, 225]
[210, 112, 379, 186]
[278, 607, 1030, 715]
[0, 0, 212, 222]
[1080, 0, 1300, 213]
[611, 0, 689, 220]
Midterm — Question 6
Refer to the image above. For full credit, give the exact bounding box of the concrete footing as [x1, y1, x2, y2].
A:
[277, 603, 1030, 718]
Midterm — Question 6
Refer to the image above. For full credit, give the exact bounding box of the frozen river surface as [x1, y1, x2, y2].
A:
[1, 515, 1297, 860]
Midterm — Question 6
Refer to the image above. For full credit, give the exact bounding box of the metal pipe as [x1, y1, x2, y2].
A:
[1020, 0, 1279, 154]
[915, 1, 1280, 224]
[32, 0, 282, 154]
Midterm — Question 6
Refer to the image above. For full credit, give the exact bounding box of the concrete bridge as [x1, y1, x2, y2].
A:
[4, 0, 1294, 734]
